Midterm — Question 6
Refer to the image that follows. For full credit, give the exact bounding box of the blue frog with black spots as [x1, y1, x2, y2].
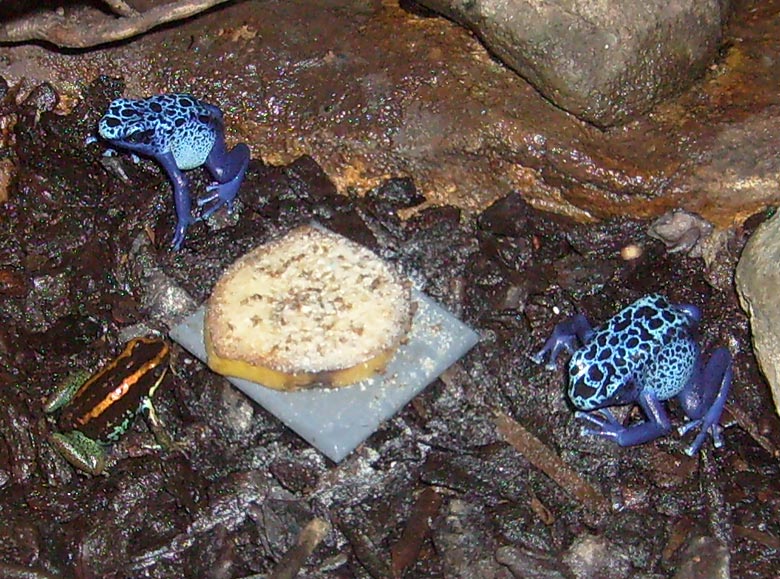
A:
[532, 294, 731, 455]
[97, 94, 250, 249]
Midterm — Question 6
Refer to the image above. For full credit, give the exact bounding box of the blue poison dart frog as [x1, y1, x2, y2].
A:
[97, 94, 250, 249]
[532, 294, 732, 456]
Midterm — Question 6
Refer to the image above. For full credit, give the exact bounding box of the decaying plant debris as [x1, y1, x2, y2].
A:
[0, 0, 233, 48]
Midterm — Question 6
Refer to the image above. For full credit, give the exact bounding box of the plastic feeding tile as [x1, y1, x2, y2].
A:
[169, 289, 479, 462]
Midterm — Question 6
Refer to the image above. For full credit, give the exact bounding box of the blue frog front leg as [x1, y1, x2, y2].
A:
[155, 151, 196, 250]
[574, 389, 673, 448]
[532, 294, 732, 455]
[531, 313, 594, 369]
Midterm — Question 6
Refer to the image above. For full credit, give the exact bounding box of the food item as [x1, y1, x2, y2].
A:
[205, 226, 413, 390]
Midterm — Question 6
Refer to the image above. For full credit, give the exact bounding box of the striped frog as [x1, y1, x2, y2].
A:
[44, 337, 177, 475]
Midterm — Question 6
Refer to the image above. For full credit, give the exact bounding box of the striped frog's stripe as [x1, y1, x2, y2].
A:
[58, 337, 169, 442]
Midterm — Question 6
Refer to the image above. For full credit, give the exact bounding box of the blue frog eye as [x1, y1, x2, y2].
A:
[124, 129, 155, 144]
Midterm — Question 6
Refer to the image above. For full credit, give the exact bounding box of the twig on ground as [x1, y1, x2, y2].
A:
[215, 517, 330, 579]
[733, 524, 780, 551]
[335, 515, 392, 579]
[390, 487, 443, 577]
[0, 0, 234, 49]
[266, 518, 331, 579]
[494, 411, 610, 514]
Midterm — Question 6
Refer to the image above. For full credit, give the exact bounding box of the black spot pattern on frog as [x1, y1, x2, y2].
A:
[97, 93, 221, 170]
[638, 329, 698, 400]
[568, 294, 698, 410]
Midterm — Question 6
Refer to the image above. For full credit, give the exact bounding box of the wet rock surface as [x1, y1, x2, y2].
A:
[0, 79, 778, 578]
[410, 0, 726, 127]
[0, 0, 778, 229]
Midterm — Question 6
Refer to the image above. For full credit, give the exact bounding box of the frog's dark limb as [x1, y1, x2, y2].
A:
[44, 370, 92, 414]
[156, 151, 197, 250]
[531, 314, 594, 370]
[197, 134, 250, 219]
[48, 430, 106, 476]
[677, 347, 732, 456]
[575, 390, 673, 446]
[139, 371, 189, 457]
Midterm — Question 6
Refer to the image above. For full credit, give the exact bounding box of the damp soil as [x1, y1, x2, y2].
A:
[0, 78, 779, 578]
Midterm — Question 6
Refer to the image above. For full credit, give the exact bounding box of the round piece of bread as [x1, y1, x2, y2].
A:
[205, 225, 413, 390]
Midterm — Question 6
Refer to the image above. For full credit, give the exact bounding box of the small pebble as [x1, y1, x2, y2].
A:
[620, 244, 643, 261]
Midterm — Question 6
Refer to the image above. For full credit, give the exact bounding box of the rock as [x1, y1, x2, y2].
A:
[413, 0, 726, 127]
[672, 536, 729, 579]
[677, 106, 780, 227]
[647, 210, 713, 257]
[433, 499, 513, 578]
[736, 212, 780, 419]
[563, 533, 633, 579]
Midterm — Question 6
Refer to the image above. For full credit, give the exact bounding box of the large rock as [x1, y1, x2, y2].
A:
[736, 213, 780, 418]
[678, 106, 780, 227]
[415, 0, 727, 127]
